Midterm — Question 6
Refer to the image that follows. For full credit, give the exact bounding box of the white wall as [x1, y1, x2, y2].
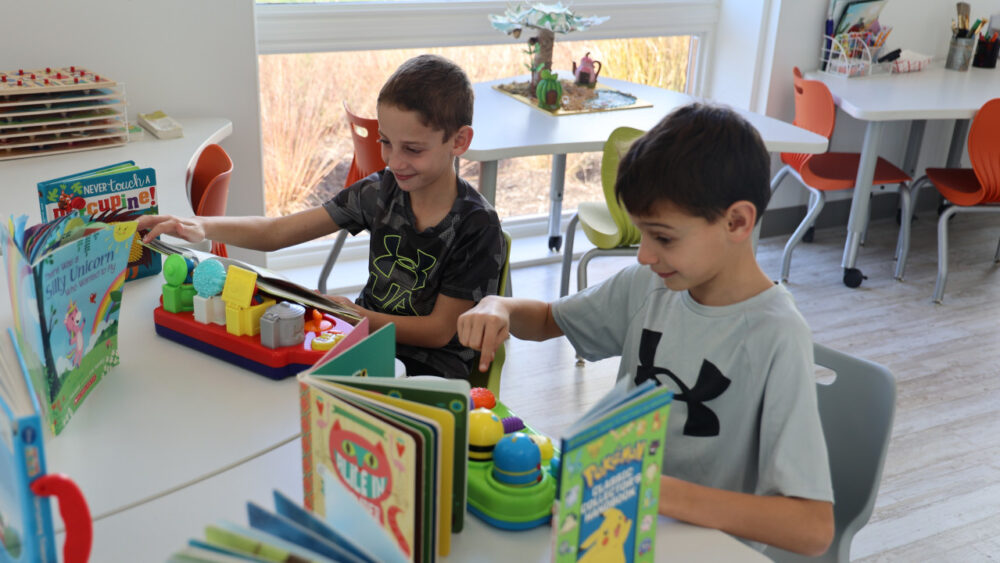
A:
[0, 0, 266, 264]
[762, 0, 1000, 210]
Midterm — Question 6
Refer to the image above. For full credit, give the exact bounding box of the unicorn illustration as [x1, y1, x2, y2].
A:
[64, 300, 85, 368]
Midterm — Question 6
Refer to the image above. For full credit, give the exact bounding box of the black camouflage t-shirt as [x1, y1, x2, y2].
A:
[323, 170, 505, 378]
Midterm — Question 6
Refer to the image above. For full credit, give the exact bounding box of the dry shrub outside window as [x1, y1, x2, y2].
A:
[258, 36, 689, 221]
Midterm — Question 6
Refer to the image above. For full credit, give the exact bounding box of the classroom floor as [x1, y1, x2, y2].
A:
[282, 208, 1000, 561]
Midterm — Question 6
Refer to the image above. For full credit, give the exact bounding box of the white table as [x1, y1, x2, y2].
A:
[805, 64, 1000, 286]
[68, 438, 770, 562]
[465, 74, 828, 251]
[1, 117, 232, 223]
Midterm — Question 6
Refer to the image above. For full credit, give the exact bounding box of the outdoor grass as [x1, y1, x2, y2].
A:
[258, 36, 690, 221]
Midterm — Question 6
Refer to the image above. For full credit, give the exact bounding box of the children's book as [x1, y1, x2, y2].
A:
[298, 325, 469, 561]
[0, 329, 91, 563]
[551, 380, 673, 563]
[2, 213, 137, 435]
[38, 160, 161, 281]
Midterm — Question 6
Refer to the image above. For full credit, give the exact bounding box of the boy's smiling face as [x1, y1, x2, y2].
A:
[376, 103, 470, 197]
[630, 201, 735, 304]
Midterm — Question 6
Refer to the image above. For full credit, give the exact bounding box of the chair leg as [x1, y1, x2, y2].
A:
[560, 213, 580, 297]
[933, 206, 959, 303]
[781, 187, 825, 282]
[755, 165, 792, 255]
[894, 177, 927, 280]
[994, 235, 1000, 263]
[317, 230, 349, 294]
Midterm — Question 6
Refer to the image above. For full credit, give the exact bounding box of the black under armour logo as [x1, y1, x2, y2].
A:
[635, 329, 731, 437]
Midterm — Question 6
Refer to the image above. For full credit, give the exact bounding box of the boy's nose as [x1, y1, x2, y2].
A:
[636, 237, 656, 265]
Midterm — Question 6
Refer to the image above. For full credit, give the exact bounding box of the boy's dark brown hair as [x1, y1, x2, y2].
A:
[377, 54, 474, 141]
[614, 103, 771, 224]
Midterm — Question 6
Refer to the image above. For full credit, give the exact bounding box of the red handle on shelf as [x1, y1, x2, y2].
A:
[30, 474, 93, 563]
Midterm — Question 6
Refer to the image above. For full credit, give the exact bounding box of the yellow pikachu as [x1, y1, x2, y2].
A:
[578, 507, 632, 563]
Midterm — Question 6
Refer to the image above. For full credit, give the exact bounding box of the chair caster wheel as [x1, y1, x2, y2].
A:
[575, 356, 585, 367]
[843, 268, 866, 288]
[548, 236, 562, 252]
[802, 226, 815, 243]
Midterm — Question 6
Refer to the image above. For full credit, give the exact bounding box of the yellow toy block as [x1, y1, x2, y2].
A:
[226, 298, 276, 336]
[221, 265, 258, 307]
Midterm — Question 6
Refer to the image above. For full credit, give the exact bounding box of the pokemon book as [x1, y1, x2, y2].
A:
[2, 212, 137, 435]
[37, 160, 161, 281]
[551, 380, 672, 563]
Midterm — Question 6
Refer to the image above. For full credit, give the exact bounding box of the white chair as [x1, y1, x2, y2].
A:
[766, 343, 896, 563]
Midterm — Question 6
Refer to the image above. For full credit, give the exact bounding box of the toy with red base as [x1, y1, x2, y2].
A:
[152, 255, 365, 380]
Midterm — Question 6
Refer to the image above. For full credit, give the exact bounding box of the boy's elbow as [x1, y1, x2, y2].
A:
[793, 503, 835, 557]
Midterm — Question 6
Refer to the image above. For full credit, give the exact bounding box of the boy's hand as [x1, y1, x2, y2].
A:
[457, 296, 510, 372]
[138, 214, 207, 244]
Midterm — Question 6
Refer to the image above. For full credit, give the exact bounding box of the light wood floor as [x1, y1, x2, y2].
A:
[497, 210, 1000, 562]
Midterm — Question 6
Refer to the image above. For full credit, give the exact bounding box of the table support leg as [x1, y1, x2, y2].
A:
[945, 119, 971, 168]
[548, 154, 567, 252]
[479, 160, 498, 207]
[901, 120, 926, 177]
[841, 121, 884, 287]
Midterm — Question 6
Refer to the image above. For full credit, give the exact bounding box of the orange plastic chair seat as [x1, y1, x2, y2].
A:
[799, 152, 911, 192]
[926, 167, 984, 206]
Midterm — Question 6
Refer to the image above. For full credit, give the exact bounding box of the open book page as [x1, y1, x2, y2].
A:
[0, 329, 35, 417]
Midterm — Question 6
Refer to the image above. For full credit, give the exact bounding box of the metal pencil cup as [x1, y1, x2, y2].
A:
[946, 36, 976, 70]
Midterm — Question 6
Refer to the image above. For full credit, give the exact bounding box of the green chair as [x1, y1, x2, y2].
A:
[559, 127, 645, 297]
[468, 230, 512, 397]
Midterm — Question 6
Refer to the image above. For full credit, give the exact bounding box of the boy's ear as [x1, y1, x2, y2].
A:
[724, 201, 758, 241]
[450, 125, 474, 156]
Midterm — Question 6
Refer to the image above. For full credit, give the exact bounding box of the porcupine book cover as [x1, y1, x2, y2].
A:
[38, 160, 161, 281]
[2, 211, 136, 435]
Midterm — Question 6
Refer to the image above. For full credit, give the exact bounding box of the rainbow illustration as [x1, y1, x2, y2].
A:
[92, 268, 128, 335]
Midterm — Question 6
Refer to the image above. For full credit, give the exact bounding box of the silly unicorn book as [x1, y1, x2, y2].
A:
[2, 212, 137, 435]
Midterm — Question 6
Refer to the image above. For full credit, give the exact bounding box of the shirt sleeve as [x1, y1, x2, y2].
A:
[551, 265, 647, 362]
[754, 324, 834, 503]
[322, 172, 381, 235]
[438, 210, 505, 303]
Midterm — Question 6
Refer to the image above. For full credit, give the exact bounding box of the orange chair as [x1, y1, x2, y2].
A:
[318, 102, 386, 294]
[894, 97, 1000, 303]
[190, 143, 233, 257]
[770, 67, 911, 287]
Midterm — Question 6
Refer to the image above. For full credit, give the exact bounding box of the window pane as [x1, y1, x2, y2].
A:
[258, 37, 689, 219]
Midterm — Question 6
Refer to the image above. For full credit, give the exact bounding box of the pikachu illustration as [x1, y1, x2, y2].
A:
[578, 507, 632, 563]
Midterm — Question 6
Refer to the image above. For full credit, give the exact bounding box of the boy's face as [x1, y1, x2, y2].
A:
[376, 103, 470, 196]
[630, 201, 734, 303]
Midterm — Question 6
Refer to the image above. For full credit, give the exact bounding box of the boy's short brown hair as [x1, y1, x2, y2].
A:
[377, 54, 474, 141]
[614, 103, 771, 224]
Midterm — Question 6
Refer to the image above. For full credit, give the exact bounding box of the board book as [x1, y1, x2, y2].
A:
[551, 380, 673, 563]
[38, 161, 162, 281]
[298, 325, 469, 561]
[0, 329, 92, 563]
[2, 213, 136, 435]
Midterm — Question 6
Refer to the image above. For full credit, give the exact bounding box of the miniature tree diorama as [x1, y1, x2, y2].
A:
[489, 2, 608, 90]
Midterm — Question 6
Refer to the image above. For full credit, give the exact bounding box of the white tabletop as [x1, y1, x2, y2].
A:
[68, 439, 770, 562]
[805, 63, 1000, 121]
[1, 117, 232, 224]
[466, 73, 829, 161]
[0, 273, 303, 522]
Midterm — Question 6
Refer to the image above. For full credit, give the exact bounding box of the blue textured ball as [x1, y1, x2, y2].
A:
[492, 432, 542, 486]
[192, 259, 227, 297]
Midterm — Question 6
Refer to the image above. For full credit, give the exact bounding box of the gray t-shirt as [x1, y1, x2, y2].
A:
[552, 264, 833, 503]
[324, 170, 505, 378]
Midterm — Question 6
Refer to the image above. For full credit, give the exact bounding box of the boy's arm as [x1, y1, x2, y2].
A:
[457, 296, 564, 372]
[334, 293, 474, 350]
[659, 475, 834, 556]
[138, 207, 339, 252]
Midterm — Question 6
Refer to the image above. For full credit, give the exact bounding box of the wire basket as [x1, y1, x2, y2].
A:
[820, 29, 892, 78]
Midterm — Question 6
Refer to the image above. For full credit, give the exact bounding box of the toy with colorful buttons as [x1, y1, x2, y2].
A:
[466, 387, 559, 530]
[152, 256, 357, 379]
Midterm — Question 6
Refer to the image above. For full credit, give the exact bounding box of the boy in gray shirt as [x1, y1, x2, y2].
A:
[457, 104, 834, 555]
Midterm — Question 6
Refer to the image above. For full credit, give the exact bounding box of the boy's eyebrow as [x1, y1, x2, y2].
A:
[377, 130, 427, 147]
[634, 219, 677, 230]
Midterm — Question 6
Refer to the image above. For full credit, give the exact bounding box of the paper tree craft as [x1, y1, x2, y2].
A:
[489, 2, 608, 88]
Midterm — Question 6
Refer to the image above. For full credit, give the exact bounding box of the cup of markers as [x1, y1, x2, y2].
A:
[973, 29, 999, 68]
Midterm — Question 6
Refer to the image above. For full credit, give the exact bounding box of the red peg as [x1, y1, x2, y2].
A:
[70, 65, 76, 72]
[45, 67, 51, 73]
[30, 73, 35, 79]
[17, 79, 22, 86]
[1, 76, 5, 83]
[56, 72, 62, 79]
[18, 69, 23, 75]
[94, 75, 100, 81]
[74, 77, 79, 83]
[44, 78, 49, 84]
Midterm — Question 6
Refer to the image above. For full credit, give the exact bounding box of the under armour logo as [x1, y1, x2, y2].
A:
[369, 235, 437, 313]
[635, 329, 731, 437]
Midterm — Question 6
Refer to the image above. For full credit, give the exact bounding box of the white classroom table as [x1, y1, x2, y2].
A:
[465, 73, 829, 251]
[1, 117, 233, 223]
[805, 63, 1000, 286]
[68, 438, 771, 562]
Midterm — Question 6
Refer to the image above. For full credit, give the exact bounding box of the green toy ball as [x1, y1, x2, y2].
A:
[163, 254, 190, 286]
